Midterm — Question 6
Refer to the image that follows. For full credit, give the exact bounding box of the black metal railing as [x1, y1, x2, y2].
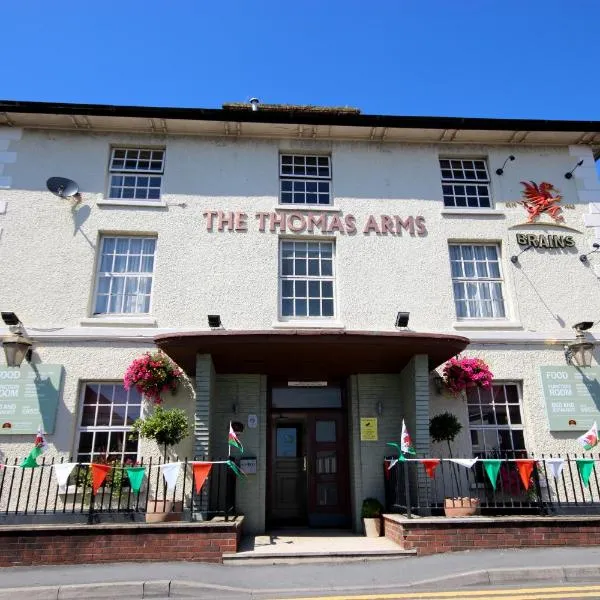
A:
[0, 457, 237, 524]
[385, 452, 600, 517]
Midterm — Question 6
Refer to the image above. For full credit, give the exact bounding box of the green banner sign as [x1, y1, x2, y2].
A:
[0, 365, 64, 434]
[540, 366, 600, 431]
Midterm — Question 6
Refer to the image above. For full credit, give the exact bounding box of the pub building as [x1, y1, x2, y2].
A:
[0, 99, 599, 534]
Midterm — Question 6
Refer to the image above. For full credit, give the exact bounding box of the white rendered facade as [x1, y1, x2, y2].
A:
[0, 103, 599, 533]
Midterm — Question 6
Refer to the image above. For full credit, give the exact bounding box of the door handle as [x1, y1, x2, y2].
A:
[303, 456, 307, 472]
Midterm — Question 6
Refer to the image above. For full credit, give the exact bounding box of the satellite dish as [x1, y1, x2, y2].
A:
[46, 177, 79, 198]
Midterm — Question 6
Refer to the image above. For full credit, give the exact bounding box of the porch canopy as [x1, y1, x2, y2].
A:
[154, 330, 470, 378]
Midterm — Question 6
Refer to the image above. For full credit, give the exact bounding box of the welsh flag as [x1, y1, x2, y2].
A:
[228, 422, 244, 454]
[401, 419, 416, 455]
[21, 426, 48, 468]
[578, 422, 598, 451]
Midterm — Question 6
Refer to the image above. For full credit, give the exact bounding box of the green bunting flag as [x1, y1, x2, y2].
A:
[576, 458, 595, 488]
[20, 445, 43, 468]
[481, 459, 502, 490]
[386, 442, 406, 461]
[125, 466, 146, 493]
[226, 460, 246, 479]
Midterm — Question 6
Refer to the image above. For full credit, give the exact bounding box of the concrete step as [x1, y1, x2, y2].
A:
[222, 548, 416, 565]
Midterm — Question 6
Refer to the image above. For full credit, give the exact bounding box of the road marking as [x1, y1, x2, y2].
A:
[274, 584, 600, 600]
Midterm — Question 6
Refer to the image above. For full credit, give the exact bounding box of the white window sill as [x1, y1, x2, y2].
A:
[441, 209, 505, 217]
[97, 200, 167, 208]
[80, 316, 157, 327]
[275, 205, 341, 212]
[272, 320, 345, 329]
[452, 320, 523, 330]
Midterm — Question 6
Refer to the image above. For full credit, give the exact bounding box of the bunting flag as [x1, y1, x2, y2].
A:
[90, 463, 111, 494]
[386, 457, 399, 471]
[577, 422, 598, 451]
[449, 458, 478, 469]
[192, 463, 212, 493]
[481, 459, 502, 490]
[125, 466, 146, 493]
[386, 442, 405, 462]
[543, 458, 565, 480]
[228, 422, 244, 454]
[515, 459, 536, 491]
[54, 462, 77, 489]
[401, 420, 416, 455]
[20, 445, 43, 468]
[420, 459, 440, 479]
[160, 462, 182, 491]
[226, 460, 246, 478]
[576, 458, 596, 488]
[35, 426, 48, 452]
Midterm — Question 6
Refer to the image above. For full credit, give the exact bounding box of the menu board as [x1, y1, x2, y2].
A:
[540, 366, 600, 431]
[0, 365, 64, 434]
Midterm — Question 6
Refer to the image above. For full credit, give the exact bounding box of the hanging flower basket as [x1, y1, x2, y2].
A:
[124, 351, 184, 404]
[442, 356, 493, 396]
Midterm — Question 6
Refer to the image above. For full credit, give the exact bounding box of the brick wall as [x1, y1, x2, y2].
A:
[0, 519, 243, 566]
[384, 514, 600, 556]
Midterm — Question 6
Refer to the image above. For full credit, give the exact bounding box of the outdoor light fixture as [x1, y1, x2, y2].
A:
[565, 159, 584, 180]
[395, 312, 410, 328]
[564, 321, 595, 367]
[495, 155, 515, 176]
[1, 312, 33, 368]
[207, 314, 222, 328]
[580, 243, 600, 264]
[510, 245, 534, 264]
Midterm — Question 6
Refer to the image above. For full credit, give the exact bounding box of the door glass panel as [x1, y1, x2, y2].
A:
[316, 450, 337, 474]
[316, 420, 336, 442]
[276, 427, 298, 457]
[317, 482, 338, 506]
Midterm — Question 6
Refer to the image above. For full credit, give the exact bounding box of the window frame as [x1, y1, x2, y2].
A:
[467, 381, 526, 459]
[107, 147, 165, 202]
[439, 157, 492, 209]
[279, 154, 332, 206]
[279, 238, 336, 320]
[92, 235, 157, 316]
[449, 243, 507, 321]
[75, 381, 142, 464]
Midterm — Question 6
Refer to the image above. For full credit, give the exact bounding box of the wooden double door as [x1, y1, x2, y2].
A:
[269, 409, 350, 528]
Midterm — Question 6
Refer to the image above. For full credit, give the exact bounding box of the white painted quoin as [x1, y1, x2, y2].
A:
[0, 102, 599, 533]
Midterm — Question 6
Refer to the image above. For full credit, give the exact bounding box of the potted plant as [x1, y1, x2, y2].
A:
[131, 406, 190, 522]
[124, 350, 184, 404]
[442, 356, 493, 396]
[361, 497, 384, 537]
[429, 412, 479, 517]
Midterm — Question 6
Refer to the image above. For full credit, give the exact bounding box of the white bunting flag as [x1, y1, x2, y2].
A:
[387, 458, 398, 470]
[543, 458, 565, 480]
[54, 462, 77, 490]
[160, 462, 182, 491]
[449, 458, 478, 469]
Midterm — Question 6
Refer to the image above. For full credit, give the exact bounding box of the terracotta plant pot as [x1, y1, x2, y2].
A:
[145, 500, 184, 523]
[443, 497, 480, 517]
[362, 517, 382, 537]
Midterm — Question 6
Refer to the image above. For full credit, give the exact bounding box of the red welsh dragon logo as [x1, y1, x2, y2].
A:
[519, 181, 563, 223]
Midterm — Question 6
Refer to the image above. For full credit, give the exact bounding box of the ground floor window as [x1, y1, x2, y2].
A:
[467, 382, 525, 459]
[76, 382, 141, 463]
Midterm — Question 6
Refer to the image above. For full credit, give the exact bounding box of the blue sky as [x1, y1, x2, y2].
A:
[3, 0, 598, 121]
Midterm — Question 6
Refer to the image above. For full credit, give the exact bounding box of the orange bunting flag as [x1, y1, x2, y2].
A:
[515, 459, 535, 491]
[420, 459, 441, 479]
[192, 462, 212, 494]
[90, 463, 112, 495]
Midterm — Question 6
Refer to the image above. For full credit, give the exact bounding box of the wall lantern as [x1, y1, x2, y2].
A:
[395, 312, 410, 328]
[1, 312, 33, 368]
[564, 321, 595, 367]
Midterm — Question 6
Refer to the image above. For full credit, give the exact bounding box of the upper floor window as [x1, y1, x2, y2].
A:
[94, 236, 156, 315]
[280, 240, 335, 318]
[449, 244, 506, 319]
[76, 382, 141, 463]
[108, 148, 164, 201]
[440, 158, 491, 208]
[280, 154, 331, 205]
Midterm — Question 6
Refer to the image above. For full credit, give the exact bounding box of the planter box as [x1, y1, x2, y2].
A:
[145, 499, 184, 523]
[363, 517, 382, 537]
[444, 497, 480, 517]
